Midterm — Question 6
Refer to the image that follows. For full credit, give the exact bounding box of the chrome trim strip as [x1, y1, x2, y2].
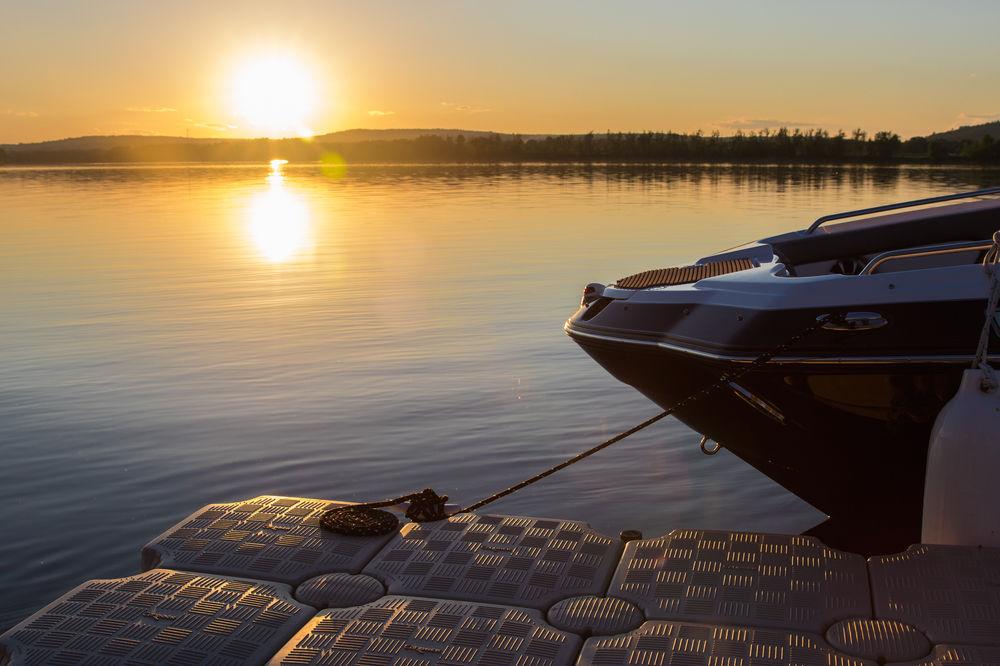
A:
[564, 321, 994, 365]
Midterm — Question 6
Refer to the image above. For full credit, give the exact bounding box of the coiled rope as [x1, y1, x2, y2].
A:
[321, 312, 844, 535]
[320, 488, 451, 535]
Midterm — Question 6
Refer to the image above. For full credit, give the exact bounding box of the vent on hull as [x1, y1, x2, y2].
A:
[615, 257, 756, 289]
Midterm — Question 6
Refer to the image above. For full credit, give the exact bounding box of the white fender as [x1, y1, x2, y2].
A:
[922, 368, 1000, 546]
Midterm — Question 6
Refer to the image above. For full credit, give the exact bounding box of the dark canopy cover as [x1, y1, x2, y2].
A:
[766, 198, 1000, 265]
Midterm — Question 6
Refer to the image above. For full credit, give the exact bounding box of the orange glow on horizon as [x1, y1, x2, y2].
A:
[1, 3, 998, 142]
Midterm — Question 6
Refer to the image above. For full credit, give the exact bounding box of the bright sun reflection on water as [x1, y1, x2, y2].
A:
[247, 160, 311, 262]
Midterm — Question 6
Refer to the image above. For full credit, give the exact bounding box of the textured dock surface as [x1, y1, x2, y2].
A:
[141, 496, 397, 583]
[4, 495, 1000, 665]
[0, 569, 311, 665]
[608, 529, 870, 633]
[869, 544, 1000, 647]
[269, 596, 582, 666]
[362, 513, 619, 609]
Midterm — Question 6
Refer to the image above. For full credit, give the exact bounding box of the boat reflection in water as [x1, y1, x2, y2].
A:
[247, 159, 312, 263]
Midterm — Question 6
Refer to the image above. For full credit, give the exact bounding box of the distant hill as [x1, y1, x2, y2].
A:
[8, 120, 1000, 156]
[316, 128, 517, 143]
[1, 129, 552, 154]
[3, 122, 1000, 164]
[1, 134, 219, 153]
[926, 120, 1000, 143]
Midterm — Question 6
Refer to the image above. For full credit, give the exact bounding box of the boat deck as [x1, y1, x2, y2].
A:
[3, 495, 999, 665]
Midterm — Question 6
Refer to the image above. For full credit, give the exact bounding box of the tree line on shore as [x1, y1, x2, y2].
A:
[3, 127, 1000, 164]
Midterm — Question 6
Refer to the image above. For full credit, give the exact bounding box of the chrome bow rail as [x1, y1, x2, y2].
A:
[860, 239, 994, 275]
[808, 185, 1000, 233]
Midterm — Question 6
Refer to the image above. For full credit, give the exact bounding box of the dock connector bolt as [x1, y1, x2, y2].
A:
[620, 529, 643, 543]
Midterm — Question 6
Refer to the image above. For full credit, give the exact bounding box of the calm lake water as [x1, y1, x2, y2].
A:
[2, 162, 998, 628]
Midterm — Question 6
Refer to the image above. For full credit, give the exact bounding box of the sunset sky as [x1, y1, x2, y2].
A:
[2, 0, 1000, 143]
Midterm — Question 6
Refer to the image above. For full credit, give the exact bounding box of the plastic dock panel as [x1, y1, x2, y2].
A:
[141, 496, 399, 584]
[607, 529, 871, 633]
[577, 620, 873, 666]
[890, 644, 1000, 666]
[267, 595, 581, 666]
[10, 502, 1000, 666]
[0, 569, 312, 665]
[362, 513, 619, 610]
[869, 544, 1000, 647]
[546, 596, 644, 636]
[295, 573, 386, 609]
[825, 619, 931, 662]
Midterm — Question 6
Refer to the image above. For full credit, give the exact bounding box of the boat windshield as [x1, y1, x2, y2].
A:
[769, 198, 1000, 276]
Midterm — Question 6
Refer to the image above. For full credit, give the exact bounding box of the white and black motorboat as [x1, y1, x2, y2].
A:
[565, 187, 1000, 537]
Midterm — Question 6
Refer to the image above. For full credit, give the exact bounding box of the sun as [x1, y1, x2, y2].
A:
[230, 55, 316, 137]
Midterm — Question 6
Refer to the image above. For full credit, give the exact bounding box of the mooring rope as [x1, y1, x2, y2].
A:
[321, 312, 843, 535]
[973, 231, 1000, 392]
[453, 312, 841, 515]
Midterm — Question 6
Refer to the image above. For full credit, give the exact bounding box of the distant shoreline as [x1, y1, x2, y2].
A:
[2, 158, 999, 168]
[2, 127, 1000, 166]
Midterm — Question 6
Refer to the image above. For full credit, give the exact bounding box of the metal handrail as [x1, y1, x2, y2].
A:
[860, 240, 993, 275]
[808, 186, 1000, 233]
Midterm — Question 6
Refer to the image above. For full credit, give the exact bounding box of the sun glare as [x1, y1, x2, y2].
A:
[247, 160, 311, 262]
[231, 55, 316, 137]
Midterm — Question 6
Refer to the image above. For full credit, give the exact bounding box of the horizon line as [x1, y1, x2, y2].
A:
[4, 122, 996, 147]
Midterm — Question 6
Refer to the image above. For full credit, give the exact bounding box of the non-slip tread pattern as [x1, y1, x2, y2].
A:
[295, 573, 385, 609]
[826, 618, 931, 662]
[141, 495, 398, 584]
[869, 544, 1000, 647]
[608, 529, 871, 633]
[892, 644, 1000, 666]
[546, 595, 644, 636]
[13, 501, 1000, 666]
[615, 257, 755, 289]
[0, 568, 311, 666]
[363, 513, 619, 610]
[577, 620, 874, 666]
[267, 595, 581, 666]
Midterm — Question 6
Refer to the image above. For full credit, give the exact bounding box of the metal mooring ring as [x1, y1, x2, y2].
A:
[699, 435, 722, 455]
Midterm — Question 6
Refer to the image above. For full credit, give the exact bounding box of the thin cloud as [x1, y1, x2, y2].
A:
[92, 127, 159, 136]
[3, 109, 39, 118]
[440, 101, 491, 114]
[185, 118, 238, 131]
[125, 106, 177, 113]
[713, 117, 821, 131]
[367, 110, 395, 117]
[954, 112, 1000, 127]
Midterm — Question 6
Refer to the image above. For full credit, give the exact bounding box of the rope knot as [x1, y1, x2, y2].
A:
[403, 488, 450, 523]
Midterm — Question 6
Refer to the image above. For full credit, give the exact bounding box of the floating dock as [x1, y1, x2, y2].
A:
[2, 495, 999, 665]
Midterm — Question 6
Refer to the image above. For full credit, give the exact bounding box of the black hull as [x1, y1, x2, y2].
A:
[569, 332, 961, 550]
